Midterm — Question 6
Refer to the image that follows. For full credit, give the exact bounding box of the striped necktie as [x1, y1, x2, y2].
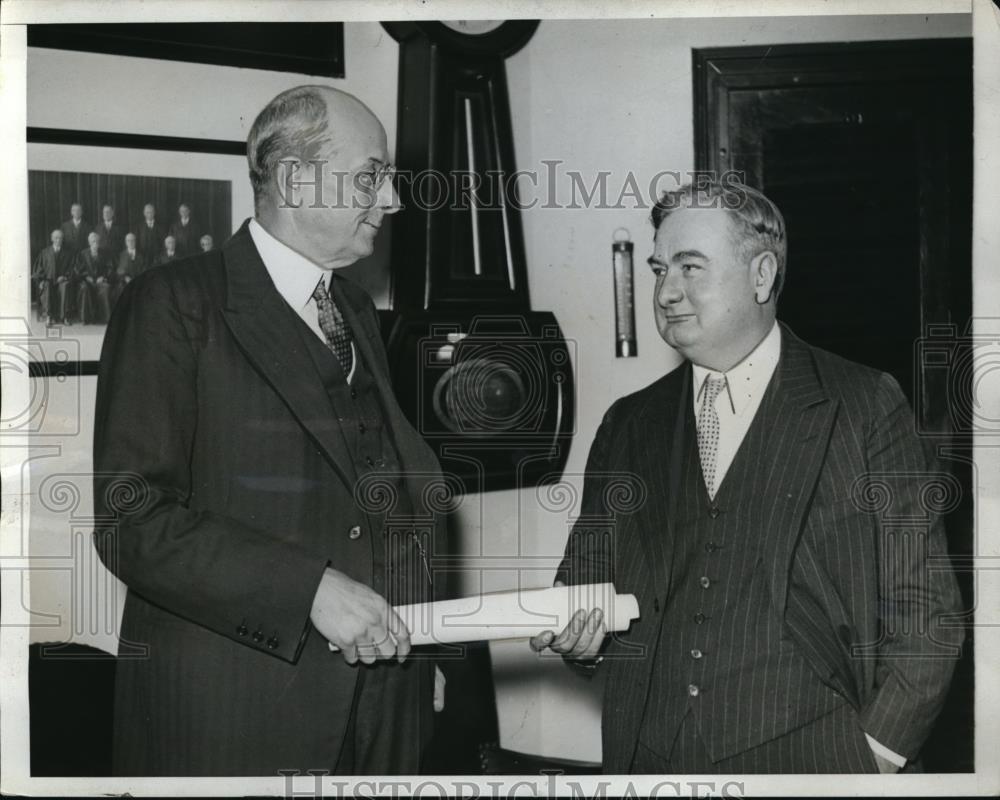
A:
[312, 277, 354, 376]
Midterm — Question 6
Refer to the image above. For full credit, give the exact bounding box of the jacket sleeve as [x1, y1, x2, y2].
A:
[555, 400, 623, 589]
[858, 373, 965, 759]
[31, 250, 46, 280]
[92, 271, 328, 664]
[552, 401, 628, 676]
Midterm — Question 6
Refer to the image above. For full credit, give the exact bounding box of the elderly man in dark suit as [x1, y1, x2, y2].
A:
[60, 202, 92, 254]
[94, 203, 124, 258]
[112, 232, 141, 307]
[135, 203, 165, 271]
[94, 85, 442, 777]
[32, 228, 75, 325]
[153, 234, 179, 266]
[75, 230, 113, 324]
[168, 202, 198, 257]
[532, 179, 962, 774]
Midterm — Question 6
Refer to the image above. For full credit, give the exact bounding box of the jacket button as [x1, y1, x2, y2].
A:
[350, 388, 358, 400]
[267, 636, 279, 649]
[349, 525, 362, 540]
[359, 423, 367, 434]
[687, 683, 700, 697]
[709, 507, 720, 519]
[236, 624, 248, 637]
[691, 648, 703, 660]
[694, 612, 706, 624]
[699, 576, 711, 589]
[705, 542, 718, 553]
[252, 629, 263, 643]
[365, 456, 375, 467]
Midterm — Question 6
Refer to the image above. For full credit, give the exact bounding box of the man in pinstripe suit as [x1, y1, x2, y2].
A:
[532, 179, 963, 773]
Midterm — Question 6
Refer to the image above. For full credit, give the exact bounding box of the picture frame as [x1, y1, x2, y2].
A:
[27, 22, 345, 79]
[26, 128, 252, 367]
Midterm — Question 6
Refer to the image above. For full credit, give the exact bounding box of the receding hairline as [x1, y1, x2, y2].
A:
[246, 85, 386, 208]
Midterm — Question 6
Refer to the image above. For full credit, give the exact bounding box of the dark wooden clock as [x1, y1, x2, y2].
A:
[382, 20, 539, 310]
[380, 20, 573, 495]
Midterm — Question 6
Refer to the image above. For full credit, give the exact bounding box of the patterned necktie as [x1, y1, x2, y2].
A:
[697, 374, 727, 499]
[312, 277, 354, 376]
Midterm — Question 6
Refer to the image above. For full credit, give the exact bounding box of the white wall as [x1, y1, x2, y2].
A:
[21, 13, 972, 764]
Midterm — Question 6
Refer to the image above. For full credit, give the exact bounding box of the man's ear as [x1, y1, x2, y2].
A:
[751, 250, 779, 305]
[275, 156, 304, 210]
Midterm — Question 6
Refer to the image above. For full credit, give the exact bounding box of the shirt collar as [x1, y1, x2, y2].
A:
[691, 321, 781, 416]
[249, 218, 329, 311]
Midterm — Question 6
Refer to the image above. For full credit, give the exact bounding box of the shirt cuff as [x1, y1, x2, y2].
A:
[865, 733, 907, 768]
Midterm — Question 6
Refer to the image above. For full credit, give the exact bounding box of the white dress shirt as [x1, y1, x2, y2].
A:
[690, 320, 905, 769]
[249, 218, 356, 383]
[691, 321, 782, 498]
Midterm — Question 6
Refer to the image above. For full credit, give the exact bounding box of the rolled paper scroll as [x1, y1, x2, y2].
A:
[329, 582, 639, 650]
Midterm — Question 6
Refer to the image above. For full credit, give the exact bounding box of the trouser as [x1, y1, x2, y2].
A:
[334, 656, 434, 775]
[630, 704, 880, 774]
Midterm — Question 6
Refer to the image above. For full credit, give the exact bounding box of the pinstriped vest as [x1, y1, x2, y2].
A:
[637, 372, 843, 762]
[291, 304, 432, 608]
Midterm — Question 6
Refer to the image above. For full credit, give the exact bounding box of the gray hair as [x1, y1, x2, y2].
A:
[246, 86, 332, 208]
[652, 177, 787, 298]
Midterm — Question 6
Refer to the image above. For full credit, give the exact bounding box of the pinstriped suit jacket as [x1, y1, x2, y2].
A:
[557, 325, 963, 772]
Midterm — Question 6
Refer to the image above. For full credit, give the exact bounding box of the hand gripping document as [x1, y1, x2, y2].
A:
[329, 582, 639, 650]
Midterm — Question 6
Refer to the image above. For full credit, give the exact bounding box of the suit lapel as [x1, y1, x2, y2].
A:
[756, 325, 839, 612]
[220, 222, 358, 488]
[636, 363, 691, 607]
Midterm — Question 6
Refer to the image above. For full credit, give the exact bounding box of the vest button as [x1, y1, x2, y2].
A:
[365, 456, 375, 467]
[236, 624, 248, 637]
[699, 576, 711, 589]
[687, 683, 700, 697]
[359, 423, 367, 434]
[350, 388, 358, 400]
[705, 542, 718, 553]
[709, 507, 720, 519]
[349, 525, 362, 540]
[690, 648, 703, 659]
[267, 636, 279, 650]
[694, 613, 706, 624]
[252, 629, 263, 643]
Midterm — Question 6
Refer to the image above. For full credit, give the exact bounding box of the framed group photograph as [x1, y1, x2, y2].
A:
[26, 130, 252, 362]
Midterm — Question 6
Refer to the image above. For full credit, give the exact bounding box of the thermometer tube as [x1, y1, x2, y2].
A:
[612, 238, 637, 357]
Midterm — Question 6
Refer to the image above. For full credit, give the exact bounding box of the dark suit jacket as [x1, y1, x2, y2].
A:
[93, 221, 442, 775]
[558, 326, 963, 772]
[169, 217, 198, 257]
[94, 221, 124, 256]
[74, 249, 111, 282]
[115, 250, 140, 281]
[60, 218, 92, 253]
[32, 245, 74, 282]
[135, 221, 165, 268]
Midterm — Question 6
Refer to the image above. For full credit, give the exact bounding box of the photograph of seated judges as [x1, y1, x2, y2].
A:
[27, 170, 232, 328]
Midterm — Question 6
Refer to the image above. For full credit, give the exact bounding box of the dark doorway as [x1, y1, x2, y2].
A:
[694, 38, 973, 772]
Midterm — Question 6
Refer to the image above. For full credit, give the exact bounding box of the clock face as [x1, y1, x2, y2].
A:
[440, 20, 507, 36]
[382, 20, 539, 58]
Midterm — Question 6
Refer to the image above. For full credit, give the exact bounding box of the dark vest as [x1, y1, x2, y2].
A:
[637, 373, 843, 762]
[290, 297, 432, 608]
